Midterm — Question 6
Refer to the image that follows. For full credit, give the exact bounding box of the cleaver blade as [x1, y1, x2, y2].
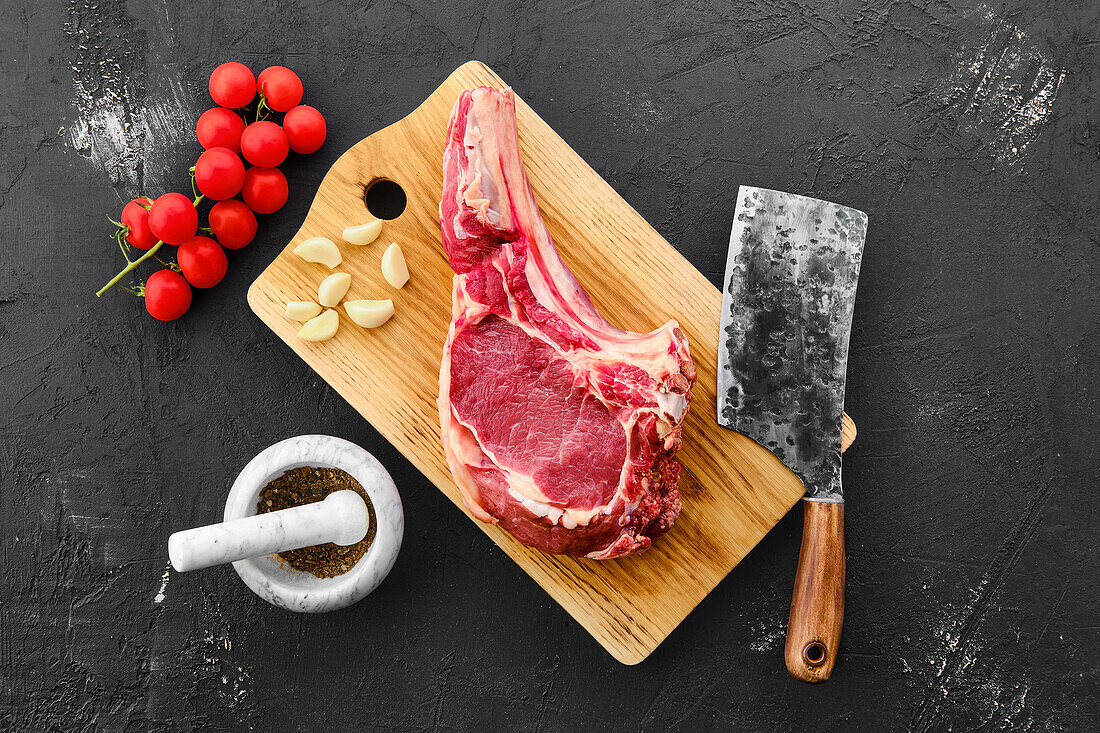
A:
[717, 185, 867, 683]
[718, 186, 866, 500]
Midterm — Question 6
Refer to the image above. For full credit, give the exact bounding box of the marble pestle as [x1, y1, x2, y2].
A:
[168, 490, 369, 572]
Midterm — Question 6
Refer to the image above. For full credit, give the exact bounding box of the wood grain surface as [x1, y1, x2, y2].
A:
[248, 60, 812, 664]
[841, 412, 856, 453]
[784, 501, 845, 682]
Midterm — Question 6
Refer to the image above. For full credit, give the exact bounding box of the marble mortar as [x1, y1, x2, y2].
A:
[223, 435, 403, 612]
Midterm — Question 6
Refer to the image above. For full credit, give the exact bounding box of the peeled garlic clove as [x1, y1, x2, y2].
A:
[297, 309, 339, 342]
[342, 219, 383, 246]
[345, 299, 394, 328]
[317, 272, 352, 307]
[381, 242, 409, 288]
[285, 301, 323, 321]
[293, 237, 341, 268]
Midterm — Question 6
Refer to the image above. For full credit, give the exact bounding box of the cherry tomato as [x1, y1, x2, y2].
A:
[148, 192, 198, 245]
[241, 167, 288, 214]
[177, 236, 228, 288]
[240, 121, 289, 167]
[282, 105, 326, 154]
[120, 197, 156, 250]
[208, 199, 257, 249]
[144, 269, 191, 321]
[194, 147, 246, 201]
[209, 62, 256, 109]
[256, 66, 303, 112]
[196, 107, 246, 153]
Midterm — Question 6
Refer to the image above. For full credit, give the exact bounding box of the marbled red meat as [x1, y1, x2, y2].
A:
[437, 87, 695, 559]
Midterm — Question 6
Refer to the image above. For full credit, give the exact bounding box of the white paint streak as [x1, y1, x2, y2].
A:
[620, 90, 663, 136]
[924, 602, 1034, 726]
[62, 0, 193, 195]
[200, 626, 250, 709]
[153, 561, 171, 604]
[937, 5, 1065, 167]
[64, 72, 193, 195]
[749, 616, 785, 652]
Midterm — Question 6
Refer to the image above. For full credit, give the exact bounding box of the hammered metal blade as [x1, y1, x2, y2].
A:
[717, 186, 867, 501]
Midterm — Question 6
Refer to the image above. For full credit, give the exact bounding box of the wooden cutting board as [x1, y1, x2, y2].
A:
[248, 60, 808, 664]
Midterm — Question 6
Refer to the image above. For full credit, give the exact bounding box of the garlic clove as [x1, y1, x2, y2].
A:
[293, 237, 342, 268]
[381, 242, 409, 288]
[285, 301, 323, 321]
[297, 309, 339, 342]
[317, 272, 352, 307]
[344, 299, 395, 328]
[342, 219, 383, 246]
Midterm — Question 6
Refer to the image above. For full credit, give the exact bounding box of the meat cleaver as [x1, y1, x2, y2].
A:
[717, 186, 867, 682]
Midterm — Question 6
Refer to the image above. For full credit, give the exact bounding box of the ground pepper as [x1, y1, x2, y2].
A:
[256, 466, 377, 578]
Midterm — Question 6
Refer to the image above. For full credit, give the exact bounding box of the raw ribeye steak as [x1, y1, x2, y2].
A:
[437, 87, 696, 559]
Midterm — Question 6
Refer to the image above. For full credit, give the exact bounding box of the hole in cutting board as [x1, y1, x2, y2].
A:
[363, 179, 407, 220]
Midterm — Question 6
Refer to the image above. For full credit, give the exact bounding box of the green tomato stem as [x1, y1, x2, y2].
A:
[96, 241, 164, 297]
[115, 227, 135, 264]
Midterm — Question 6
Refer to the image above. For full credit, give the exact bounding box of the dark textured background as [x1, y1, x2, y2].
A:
[2, 1, 1097, 731]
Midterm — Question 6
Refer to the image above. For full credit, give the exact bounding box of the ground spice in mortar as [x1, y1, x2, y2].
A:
[256, 466, 377, 578]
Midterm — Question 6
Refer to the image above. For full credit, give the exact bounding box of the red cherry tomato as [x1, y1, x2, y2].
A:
[282, 105, 326, 154]
[120, 197, 156, 250]
[177, 236, 228, 288]
[144, 270, 191, 321]
[194, 147, 246, 201]
[240, 121, 289, 167]
[241, 167, 288, 214]
[208, 199, 257, 249]
[196, 107, 246, 153]
[209, 62, 256, 109]
[256, 66, 303, 112]
[148, 192, 198, 245]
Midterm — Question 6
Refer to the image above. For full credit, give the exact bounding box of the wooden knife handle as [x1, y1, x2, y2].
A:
[785, 499, 845, 682]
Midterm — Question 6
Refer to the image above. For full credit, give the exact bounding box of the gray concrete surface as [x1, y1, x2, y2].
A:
[1, 1, 1097, 730]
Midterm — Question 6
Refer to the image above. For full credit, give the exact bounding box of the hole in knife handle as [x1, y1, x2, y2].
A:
[803, 641, 827, 667]
[363, 179, 407, 220]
